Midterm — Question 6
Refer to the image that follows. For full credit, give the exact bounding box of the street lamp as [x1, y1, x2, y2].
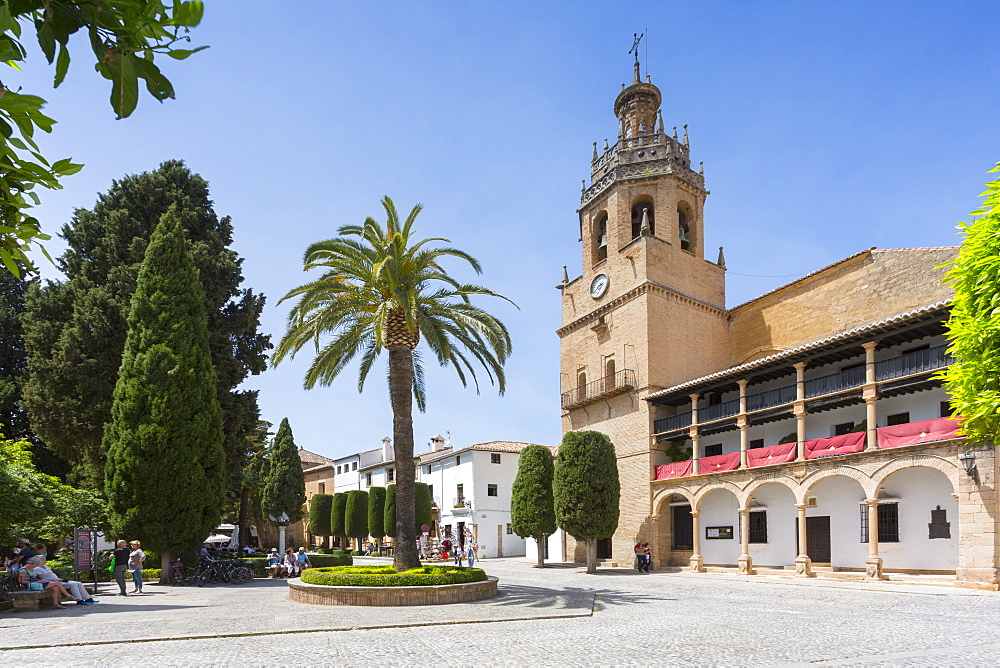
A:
[268, 511, 290, 553]
[958, 449, 978, 482]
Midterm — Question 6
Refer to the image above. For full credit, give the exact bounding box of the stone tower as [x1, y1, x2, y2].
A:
[557, 62, 728, 566]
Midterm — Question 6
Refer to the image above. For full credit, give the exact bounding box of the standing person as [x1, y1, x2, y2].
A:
[112, 540, 130, 596]
[128, 541, 146, 593]
[642, 542, 652, 573]
[634, 541, 645, 572]
[466, 540, 476, 568]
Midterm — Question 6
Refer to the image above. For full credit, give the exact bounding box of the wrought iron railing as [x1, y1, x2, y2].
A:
[653, 411, 692, 435]
[875, 345, 954, 382]
[699, 399, 740, 423]
[804, 365, 866, 398]
[746, 384, 796, 412]
[561, 369, 637, 409]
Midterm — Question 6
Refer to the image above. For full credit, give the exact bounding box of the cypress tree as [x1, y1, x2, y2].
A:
[103, 209, 226, 577]
[553, 431, 620, 574]
[308, 493, 333, 548]
[331, 492, 348, 549]
[22, 160, 270, 488]
[260, 418, 306, 524]
[367, 486, 386, 547]
[511, 444, 557, 568]
[345, 489, 369, 551]
[414, 482, 433, 533]
[383, 485, 396, 538]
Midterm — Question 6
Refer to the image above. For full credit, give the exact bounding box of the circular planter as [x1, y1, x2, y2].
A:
[286, 575, 498, 606]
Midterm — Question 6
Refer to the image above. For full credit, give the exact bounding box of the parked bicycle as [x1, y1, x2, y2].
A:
[177, 556, 254, 586]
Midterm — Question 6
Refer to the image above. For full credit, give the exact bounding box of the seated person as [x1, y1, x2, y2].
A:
[24, 556, 97, 606]
[283, 548, 301, 576]
[296, 547, 312, 571]
[266, 548, 286, 577]
[21, 559, 75, 609]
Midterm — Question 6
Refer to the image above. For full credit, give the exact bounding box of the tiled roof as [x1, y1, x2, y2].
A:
[297, 448, 336, 465]
[642, 300, 951, 401]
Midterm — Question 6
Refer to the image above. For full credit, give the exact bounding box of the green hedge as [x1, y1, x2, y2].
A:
[300, 564, 487, 587]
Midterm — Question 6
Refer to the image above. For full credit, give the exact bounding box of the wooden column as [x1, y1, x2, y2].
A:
[794, 362, 807, 461]
[737, 379, 749, 468]
[688, 510, 705, 572]
[737, 507, 755, 575]
[865, 498, 886, 580]
[690, 393, 700, 475]
[863, 341, 879, 451]
[795, 503, 813, 577]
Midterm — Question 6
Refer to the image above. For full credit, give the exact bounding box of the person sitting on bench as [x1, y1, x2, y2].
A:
[24, 556, 97, 606]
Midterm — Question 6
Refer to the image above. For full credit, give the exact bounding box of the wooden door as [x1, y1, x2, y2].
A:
[805, 516, 831, 563]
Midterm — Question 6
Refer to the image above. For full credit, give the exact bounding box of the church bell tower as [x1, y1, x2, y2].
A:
[557, 60, 729, 566]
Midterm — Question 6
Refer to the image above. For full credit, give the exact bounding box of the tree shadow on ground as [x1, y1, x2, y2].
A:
[491, 583, 673, 612]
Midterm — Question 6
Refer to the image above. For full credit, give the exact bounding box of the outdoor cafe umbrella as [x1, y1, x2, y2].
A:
[204, 534, 232, 544]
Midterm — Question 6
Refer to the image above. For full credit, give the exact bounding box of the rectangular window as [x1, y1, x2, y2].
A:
[708, 392, 723, 406]
[940, 401, 951, 418]
[352, 462, 358, 471]
[834, 422, 854, 436]
[491, 453, 501, 464]
[336, 465, 341, 474]
[456, 484, 464, 502]
[424, 465, 432, 474]
[365, 472, 372, 486]
[886, 412, 910, 427]
[748, 511, 767, 544]
[488, 484, 498, 497]
[428, 484, 433, 500]
[749, 439, 765, 449]
[703, 443, 723, 457]
[860, 503, 900, 543]
[672, 505, 693, 550]
[506, 523, 513, 535]
[386, 468, 394, 482]
[318, 482, 325, 494]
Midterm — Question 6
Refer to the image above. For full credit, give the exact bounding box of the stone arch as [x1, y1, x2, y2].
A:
[693, 479, 744, 511]
[798, 465, 876, 504]
[592, 210, 609, 264]
[653, 487, 695, 515]
[631, 195, 655, 239]
[743, 476, 800, 508]
[872, 454, 960, 497]
[676, 199, 695, 252]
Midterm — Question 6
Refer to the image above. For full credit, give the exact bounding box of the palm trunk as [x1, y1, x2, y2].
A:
[389, 345, 420, 570]
[536, 535, 546, 568]
[586, 538, 597, 574]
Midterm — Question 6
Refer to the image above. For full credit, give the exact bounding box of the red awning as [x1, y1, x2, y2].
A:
[804, 431, 865, 459]
[697, 452, 741, 473]
[747, 441, 797, 467]
[655, 459, 693, 480]
[877, 417, 961, 450]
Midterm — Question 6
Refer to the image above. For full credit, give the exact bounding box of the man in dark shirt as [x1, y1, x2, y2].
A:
[9, 539, 34, 571]
[112, 540, 130, 596]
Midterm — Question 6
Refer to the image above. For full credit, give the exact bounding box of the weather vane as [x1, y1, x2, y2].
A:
[629, 32, 644, 64]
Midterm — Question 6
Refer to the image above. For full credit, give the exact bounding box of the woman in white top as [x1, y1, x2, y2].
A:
[128, 540, 146, 594]
[283, 548, 301, 576]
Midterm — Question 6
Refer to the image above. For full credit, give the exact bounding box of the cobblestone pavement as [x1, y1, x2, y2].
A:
[3, 558, 1000, 666]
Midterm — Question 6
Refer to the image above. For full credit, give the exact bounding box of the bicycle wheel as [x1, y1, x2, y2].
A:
[197, 571, 210, 587]
[238, 566, 255, 583]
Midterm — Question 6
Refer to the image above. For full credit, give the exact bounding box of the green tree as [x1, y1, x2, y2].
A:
[235, 420, 271, 550]
[331, 492, 348, 549]
[260, 418, 306, 525]
[103, 209, 225, 577]
[414, 482, 432, 533]
[383, 484, 397, 539]
[273, 197, 514, 570]
[22, 160, 270, 488]
[941, 164, 1000, 446]
[511, 444, 557, 568]
[308, 493, 333, 549]
[553, 431, 620, 574]
[367, 486, 386, 548]
[345, 489, 369, 551]
[0, 0, 207, 274]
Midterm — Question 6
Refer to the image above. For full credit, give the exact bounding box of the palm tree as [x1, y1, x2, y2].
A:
[273, 197, 515, 570]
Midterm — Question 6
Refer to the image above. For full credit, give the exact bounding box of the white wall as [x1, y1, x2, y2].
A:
[875, 386, 949, 426]
[878, 467, 958, 571]
[524, 529, 566, 563]
[744, 417, 798, 450]
[807, 476, 868, 567]
[698, 488, 740, 565]
[747, 483, 798, 568]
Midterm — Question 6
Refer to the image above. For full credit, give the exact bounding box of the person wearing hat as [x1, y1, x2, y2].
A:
[8, 538, 35, 572]
[296, 547, 312, 571]
[266, 548, 285, 578]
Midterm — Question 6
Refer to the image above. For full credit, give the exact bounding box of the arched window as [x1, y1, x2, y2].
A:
[577, 371, 587, 392]
[631, 200, 655, 239]
[594, 213, 608, 263]
[605, 358, 616, 390]
[677, 203, 693, 252]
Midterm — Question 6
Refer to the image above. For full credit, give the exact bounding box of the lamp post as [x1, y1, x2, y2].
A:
[269, 511, 290, 553]
[958, 449, 978, 483]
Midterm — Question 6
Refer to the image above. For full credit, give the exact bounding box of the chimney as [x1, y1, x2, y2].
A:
[430, 434, 447, 452]
[381, 436, 393, 462]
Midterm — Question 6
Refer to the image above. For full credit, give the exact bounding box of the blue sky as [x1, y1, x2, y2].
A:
[16, 1, 1000, 460]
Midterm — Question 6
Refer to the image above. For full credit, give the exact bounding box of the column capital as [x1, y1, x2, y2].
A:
[795, 503, 808, 511]
[793, 361, 807, 371]
[738, 421, 748, 431]
[736, 379, 749, 389]
[739, 507, 751, 516]
[690, 510, 700, 518]
[865, 498, 880, 507]
[689, 392, 700, 402]
[862, 340, 879, 352]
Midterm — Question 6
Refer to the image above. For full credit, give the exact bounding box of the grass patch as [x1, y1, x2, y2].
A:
[300, 564, 487, 587]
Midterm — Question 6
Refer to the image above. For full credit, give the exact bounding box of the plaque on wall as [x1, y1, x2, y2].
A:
[928, 505, 951, 539]
[706, 526, 734, 540]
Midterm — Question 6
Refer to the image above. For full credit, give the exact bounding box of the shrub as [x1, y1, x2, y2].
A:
[300, 564, 487, 587]
[308, 553, 352, 568]
[138, 568, 161, 580]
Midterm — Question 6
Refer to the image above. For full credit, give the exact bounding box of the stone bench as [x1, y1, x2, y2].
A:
[7, 590, 54, 611]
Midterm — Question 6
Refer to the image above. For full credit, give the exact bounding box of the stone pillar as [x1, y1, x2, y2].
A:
[688, 510, 705, 572]
[738, 380, 749, 468]
[865, 499, 885, 581]
[690, 393, 700, 475]
[957, 445, 1000, 589]
[863, 341, 879, 451]
[737, 507, 755, 575]
[794, 362, 807, 461]
[794, 503, 813, 577]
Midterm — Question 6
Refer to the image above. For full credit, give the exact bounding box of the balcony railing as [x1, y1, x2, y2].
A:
[561, 369, 637, 409]
[653, 411, 692, 435]
[747, 384, 796, 411]
[451, 497, 471, 512]
[699, 399, 740, 423]
[876, 345, 954, 382]
[804, 365, 866, 398]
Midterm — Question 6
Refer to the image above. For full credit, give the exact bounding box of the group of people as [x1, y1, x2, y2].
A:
[265, 547, 312, 577]
[112, 539, 147, 595]
[6, 538, 99, 609]
[634, 541, 652, 573]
